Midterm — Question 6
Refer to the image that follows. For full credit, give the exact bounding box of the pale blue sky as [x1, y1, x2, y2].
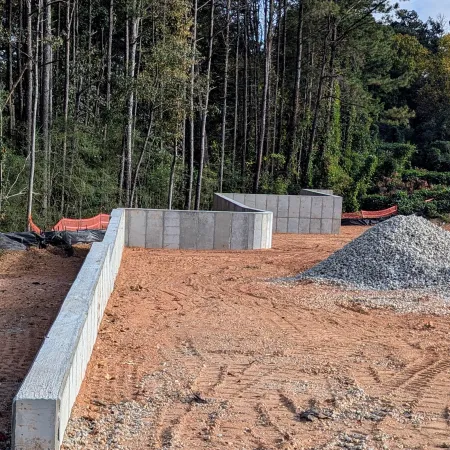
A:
[397, 0, 450, 20]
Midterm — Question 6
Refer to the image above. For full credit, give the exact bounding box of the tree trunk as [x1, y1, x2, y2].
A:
[194, 0, 214, 210]
[131, 110, 153, 207]
[27, 0, 41, 231]
[106, 0, 113, 111]
[188, 0, 198, 210]
[232, 4, 239, 186]
[242, 2, 248, 183]
[26, 0, 33, 160]
[276, 0, 287, 161]
[7, 0, 15, 137]
[125, 2, 139, 207]
[168, 139, 178, 209]
[219, 0, 231, 193]
[253, 0, 274, 193]
[286, 0, 304, 173]
[42, 0, 52, 224]
[61, 0, 71, 215]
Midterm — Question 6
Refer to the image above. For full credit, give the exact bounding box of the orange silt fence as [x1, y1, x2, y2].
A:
[342, 205, 398, 220]
[28, 213, 110, 233]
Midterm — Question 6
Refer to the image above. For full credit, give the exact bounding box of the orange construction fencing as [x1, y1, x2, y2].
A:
[28, 213, 110, 233]
[342, 205, 398, 220]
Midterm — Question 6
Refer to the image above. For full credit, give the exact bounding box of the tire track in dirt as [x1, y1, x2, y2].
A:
[65, 231, 450, 449]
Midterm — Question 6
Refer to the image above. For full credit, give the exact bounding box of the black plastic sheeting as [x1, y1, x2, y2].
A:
[0, 230, 105, 253]
[341, 216, 396, 226]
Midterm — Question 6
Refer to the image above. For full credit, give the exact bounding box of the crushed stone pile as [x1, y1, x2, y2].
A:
[296, 215, 450, 290]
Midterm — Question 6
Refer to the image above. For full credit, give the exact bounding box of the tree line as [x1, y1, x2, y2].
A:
[0, 0, 448, 230]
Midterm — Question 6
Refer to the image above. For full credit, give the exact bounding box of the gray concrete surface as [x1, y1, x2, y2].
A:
[126, 206, 273, 250]
[221, 192, 342, 234]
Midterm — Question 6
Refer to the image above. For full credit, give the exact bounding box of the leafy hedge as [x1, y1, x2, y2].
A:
[361, 188, 450, 219]
[402, 169, 450, 185]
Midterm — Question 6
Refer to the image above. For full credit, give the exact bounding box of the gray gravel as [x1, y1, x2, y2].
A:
[295, 215, 450, 291]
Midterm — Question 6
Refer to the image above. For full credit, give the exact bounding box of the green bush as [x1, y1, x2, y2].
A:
[361, 187, 450, 218]
[417, 141, 450, 172]
[402, 169, 450, 185]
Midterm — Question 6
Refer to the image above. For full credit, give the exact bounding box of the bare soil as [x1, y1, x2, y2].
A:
[0, 247, 87, 448]
[64, 228, 450, 449]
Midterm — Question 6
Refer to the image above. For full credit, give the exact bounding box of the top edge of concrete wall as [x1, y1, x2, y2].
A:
[123, 206, 268, 214]
[222, 190, 337, 198]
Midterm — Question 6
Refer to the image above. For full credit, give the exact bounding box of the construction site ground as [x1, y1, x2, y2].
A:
[0, 247, 87, 449]
[63, 227, 450, 450]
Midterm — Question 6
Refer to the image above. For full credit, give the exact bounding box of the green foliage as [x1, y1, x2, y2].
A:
[362, 187, 450, 218]
[375, 143, 416, 179]
[402, 169, 450, 185]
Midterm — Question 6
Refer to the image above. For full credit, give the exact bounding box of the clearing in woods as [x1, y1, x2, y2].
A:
[64, 228, 450, 449]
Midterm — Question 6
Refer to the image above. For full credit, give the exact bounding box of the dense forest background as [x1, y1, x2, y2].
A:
[0, 0, 449, 231]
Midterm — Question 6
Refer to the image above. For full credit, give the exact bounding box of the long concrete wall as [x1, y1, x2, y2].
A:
[12, 209, 126, 450]
[126, 207, 273, 250]
[220, 192, 342, 234]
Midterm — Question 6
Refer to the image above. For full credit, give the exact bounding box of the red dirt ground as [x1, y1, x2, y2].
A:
[65, 228, 450, 449]
[0, 247, 86, 448]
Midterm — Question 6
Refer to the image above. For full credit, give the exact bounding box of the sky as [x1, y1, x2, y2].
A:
[397, 0, 450, 20]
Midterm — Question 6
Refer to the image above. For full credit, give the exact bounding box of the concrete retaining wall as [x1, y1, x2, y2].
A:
[126, 207, 273, 250]
[220, 192, 342, 234]
[12, 209, 126, 450]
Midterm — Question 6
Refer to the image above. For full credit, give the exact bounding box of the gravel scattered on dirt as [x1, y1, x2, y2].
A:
[295, 215, 450, 291]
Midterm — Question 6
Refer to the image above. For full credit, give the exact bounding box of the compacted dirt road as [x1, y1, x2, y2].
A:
[64, 228, 450, 449]
[0, 247, 86, 449]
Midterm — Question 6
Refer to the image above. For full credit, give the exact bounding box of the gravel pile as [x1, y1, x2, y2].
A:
[296, 215, 450, 291]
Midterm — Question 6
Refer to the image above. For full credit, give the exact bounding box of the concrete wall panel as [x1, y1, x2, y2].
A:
[146, 211, 164, 248]
[311, 197, 323, 219]
[255, 194, 267, 211]
[310, 219, 322, 234]
[332, 219, 341, 234]
[322, 197, 334, 219]
[278, 196, 289, 218]
[300, 197, 312, 218]
[163, 212, 181, 249]
[321, 219, 333, 234]
[214, 212, 232, 249]
[180, 212, 198, 249]
[333, 197, 343, 220]
[299, 218, 311, 234]
[244, 194, 256, 208]
[128, 209, 146, 247]
[266, 195, 278, 217]
[252, 214, 263, 249]
[289, 196, 301, 217]
[197, 213, 215, 250]
[277, 217, 288, 233]
[288, 218, 299, 234]
[231, 214, 250, 249]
